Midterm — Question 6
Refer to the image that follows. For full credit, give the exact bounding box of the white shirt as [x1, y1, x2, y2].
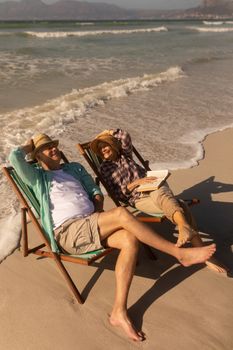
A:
[49, 169, 94, 229]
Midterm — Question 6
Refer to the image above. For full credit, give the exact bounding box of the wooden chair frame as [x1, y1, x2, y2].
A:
[77, 142, 171, 261]
[77, 142, 199, 214]
[2, 152, 113, 304]
[77, 142, 167, 223]
[77, 142, 200, 259]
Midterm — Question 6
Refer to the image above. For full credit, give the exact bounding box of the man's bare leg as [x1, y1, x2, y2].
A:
[175, 206, 228, 273]
[97, 208, 215, 341]
[98, 207, 216, 267]
[105, 229, 144, 341]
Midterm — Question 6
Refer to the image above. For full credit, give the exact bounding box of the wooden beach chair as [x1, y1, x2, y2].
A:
[77, 141, 199, 223]
[2, 152, 113, 304]
[77, 140, 200, 259]
[77, 141, 200, 260]
[77, 142, 169, 260]
[77, 142, 168, 224]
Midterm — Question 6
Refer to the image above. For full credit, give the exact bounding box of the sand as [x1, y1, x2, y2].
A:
[0, 128, 232, 350]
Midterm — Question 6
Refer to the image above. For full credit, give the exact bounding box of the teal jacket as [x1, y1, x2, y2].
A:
[9, 147, 103, 252]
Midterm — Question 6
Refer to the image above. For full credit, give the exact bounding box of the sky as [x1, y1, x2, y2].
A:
[0, 0, 203, 10]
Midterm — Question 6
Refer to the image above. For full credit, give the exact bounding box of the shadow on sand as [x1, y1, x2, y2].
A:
[81, 176, 233, 328]
[178, 176, 233, 270]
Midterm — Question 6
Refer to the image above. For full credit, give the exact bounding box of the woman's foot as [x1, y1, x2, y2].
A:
[206, 256, 228, 273]
[177, 243, 216, 267]
[109, 310, 145, 342]
[176, 224, 198, 247]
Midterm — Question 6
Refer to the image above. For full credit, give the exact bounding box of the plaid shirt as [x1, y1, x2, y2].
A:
[100, 129, 146, 206]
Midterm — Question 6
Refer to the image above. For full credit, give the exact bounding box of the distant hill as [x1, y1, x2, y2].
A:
[0, 0, 136, 20]
[0, 0, 233, 20]
[184, 0, 233, 18]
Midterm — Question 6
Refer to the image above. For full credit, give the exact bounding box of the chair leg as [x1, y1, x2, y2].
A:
[53, 254, 84, 304]
[21, 208, 28, 257]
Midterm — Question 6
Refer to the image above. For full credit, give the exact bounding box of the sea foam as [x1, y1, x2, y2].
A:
[0, 66, 184, 160]
[187, 26, 233, 33]
[0, 211, 21, 263]
[25, 26, 168, 38]
[203, 21, 224, 25]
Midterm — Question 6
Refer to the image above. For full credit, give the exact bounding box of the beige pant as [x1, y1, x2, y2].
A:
[135, 183, 194, 225]
[54, 212, 103, 255]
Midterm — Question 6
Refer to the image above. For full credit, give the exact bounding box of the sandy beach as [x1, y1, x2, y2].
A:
[0, 127, 232, 350]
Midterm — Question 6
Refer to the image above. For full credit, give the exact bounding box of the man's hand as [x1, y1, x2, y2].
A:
[21, 139, 35, 155]
[93, 194, 104, 212]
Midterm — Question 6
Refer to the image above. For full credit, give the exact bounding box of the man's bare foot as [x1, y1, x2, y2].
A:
[177, 243, 216, 267]
[176, 225, 198, 247]
[109, 311, 145, 342]
[206, 257, 228, 273]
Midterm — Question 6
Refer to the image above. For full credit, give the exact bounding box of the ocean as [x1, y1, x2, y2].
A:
[0, 19, 233, 225]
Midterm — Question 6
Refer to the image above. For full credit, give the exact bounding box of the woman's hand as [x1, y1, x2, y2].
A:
[95, 129, 114, 139]
[138, 176, 157, 184]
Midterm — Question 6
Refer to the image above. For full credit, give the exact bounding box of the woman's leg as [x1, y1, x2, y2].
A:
[136, 192, 227, 273]
[135, 185, 197, 246]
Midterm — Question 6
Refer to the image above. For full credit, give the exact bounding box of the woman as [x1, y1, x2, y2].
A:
[90, 128, 227, 273]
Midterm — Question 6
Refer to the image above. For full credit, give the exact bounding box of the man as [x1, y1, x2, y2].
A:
[9, 133, 216, 342]
[90, 128, 227, 274]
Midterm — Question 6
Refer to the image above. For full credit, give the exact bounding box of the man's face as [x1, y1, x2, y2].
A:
[37, 142, 61, 169]
[98, 141, 117, 161]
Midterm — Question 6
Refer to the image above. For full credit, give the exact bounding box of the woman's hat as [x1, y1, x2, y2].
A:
[90, 135, 121, 158]
[31, 133, 59, 159]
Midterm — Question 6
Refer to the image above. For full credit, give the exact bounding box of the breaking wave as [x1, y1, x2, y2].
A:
[0, 66, 184, 161]
[187, 26, 233, 33]
[203, 20, 233, 25]
[203, 21, 224, 25]
[25, 26, 168, 38]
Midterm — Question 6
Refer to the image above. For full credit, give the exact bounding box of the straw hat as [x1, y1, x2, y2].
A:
[90, 135, 121, 158]
[31, 133, 59, 159]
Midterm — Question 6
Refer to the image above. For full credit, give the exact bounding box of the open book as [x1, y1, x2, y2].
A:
[136, 169, 170, 192]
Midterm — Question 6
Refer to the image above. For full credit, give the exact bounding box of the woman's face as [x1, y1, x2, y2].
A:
[98, 141, 118, 161]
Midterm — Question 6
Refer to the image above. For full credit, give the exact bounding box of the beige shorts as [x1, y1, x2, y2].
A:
[54, 212, 103, 255]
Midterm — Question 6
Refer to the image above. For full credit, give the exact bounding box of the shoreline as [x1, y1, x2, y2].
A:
[0, 126, 233, 349]
[150, 124, 233, 172]
[168, 127, 233, 269]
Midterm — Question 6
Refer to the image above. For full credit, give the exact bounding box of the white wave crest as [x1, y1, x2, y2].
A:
[77, 22, 95, 26]
[203, 20, 233, 25]
[0, 66, 184, 158]
[203, 21, 224, 25]
[188, 26, 233, 33]
[0, 32, 14, 36]
[25, 26, 168, 38]
[0, 210, 21, 263]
